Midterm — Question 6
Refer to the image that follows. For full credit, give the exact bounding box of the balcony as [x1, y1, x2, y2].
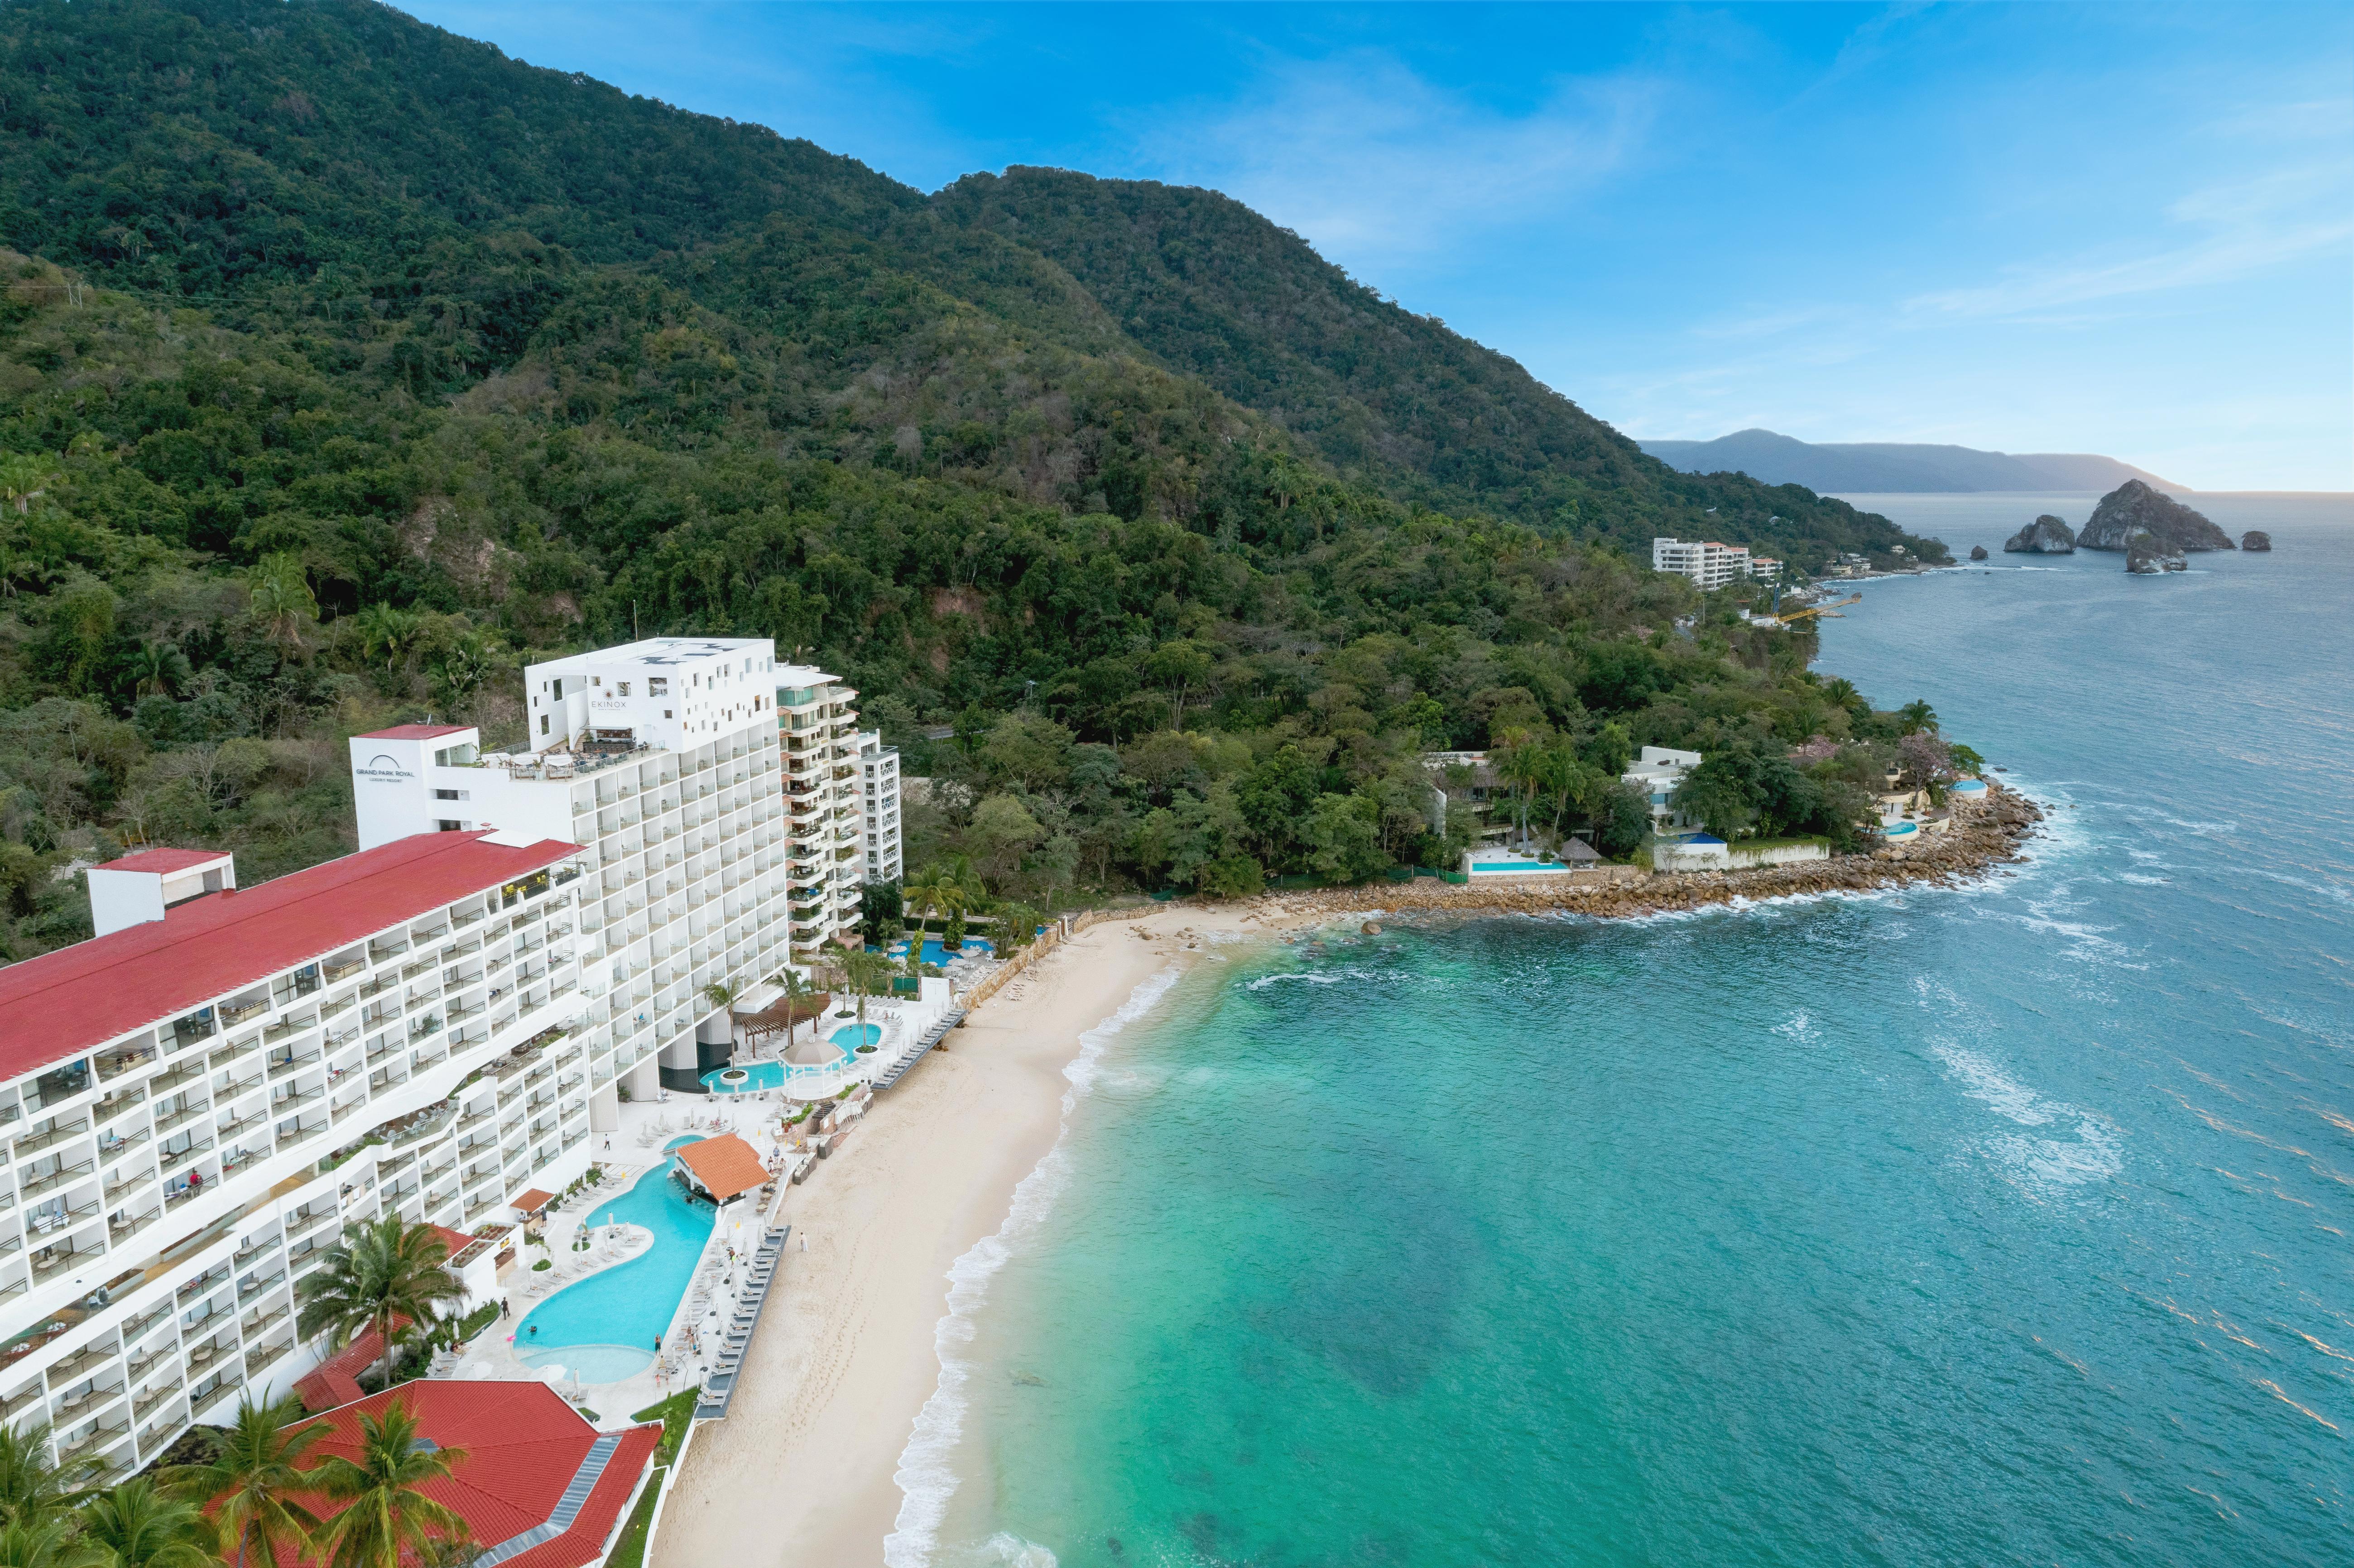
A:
[20, 1160, 94, 1199]
[13, 1117, 91, 1158]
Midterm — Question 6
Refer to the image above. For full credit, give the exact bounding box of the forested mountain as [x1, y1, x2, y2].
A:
[0, 0, 1960, 958]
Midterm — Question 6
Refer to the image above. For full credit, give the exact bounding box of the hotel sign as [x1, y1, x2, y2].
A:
[354, 753, 417, 785]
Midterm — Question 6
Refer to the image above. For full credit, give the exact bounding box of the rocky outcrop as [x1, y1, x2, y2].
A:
[2079, 480, 2232, 552]
[1969, 544, 1988, 561]
[2241, 530, 2272, 551]
[2125, 532, 2186, 574]
[2003, 514, 2076, 553]
[1253, 786, 2042, 923]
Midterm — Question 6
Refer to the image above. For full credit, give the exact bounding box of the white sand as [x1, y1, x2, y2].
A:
[653, 905, 1281, 1568]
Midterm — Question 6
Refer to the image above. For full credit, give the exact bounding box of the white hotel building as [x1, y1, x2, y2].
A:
[1652, 537, 1778, 590]
[0, 636, 801, 1476]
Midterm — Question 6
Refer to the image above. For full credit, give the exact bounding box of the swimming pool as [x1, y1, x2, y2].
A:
[514, 1137, 714, 1382]
[886, 936, 994, 967]
[828, 1023, 881, 1049]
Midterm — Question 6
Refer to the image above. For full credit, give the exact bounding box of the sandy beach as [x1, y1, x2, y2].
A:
[653, 904, 1273, 1568]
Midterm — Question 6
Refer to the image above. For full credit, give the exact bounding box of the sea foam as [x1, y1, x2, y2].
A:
[883, 965, 1183, 1568]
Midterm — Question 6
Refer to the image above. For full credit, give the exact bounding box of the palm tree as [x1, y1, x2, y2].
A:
[774, 969, 815, 1054]
[823, 943, 894, 1039]
[1897, 699, 1939, 735]
[294, 1218, 466, 1390]
[308, 1401, 469, 1568]
[901, 870, 951, 938]
[76, 1478, 212, 1568]
[131, 641, 191, 702]
[0, 1422, 106, 1530]
[0, 1518, 103, 1568]
[169, 1394, 327, 1568]
[352, 604, 423, 676]
[1491, 730, 1547, 846]
[0, 454, 58, 518]
[244, 554, 318, 658]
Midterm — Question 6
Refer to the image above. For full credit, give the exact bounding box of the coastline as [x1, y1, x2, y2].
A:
[655, 787, 2034, 1566]
[1254, 782, 2043, 922]
[652, 904, 1272, 1568]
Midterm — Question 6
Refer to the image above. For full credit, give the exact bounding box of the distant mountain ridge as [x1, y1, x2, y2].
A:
[1638, 429, 2186, 495]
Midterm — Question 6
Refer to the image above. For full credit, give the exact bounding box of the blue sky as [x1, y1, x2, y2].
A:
[406, 2, 2352, 490]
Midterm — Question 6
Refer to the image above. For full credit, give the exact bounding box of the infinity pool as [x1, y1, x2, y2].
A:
[514, 1137, 713, 1383]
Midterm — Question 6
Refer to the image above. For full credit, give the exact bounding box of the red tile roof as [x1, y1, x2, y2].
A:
[0, 833, 579, 1081]
[674, 1133, 768, 1202]
[283, 1381, 659, 1568]
[94, 847, 230, 874]
[293, 1315, 410, 1413]
[358, 724, 476, 740]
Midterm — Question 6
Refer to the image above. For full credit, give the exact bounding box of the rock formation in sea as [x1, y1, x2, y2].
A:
[2125, 531, 2188, 574]
[2002, 515, 2076, 553]
[2241, 530, 2272, 551]
[2079, 480, 2233, 552]
[1969, 545, 1989, 561]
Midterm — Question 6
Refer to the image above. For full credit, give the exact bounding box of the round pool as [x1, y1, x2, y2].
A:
[828, 1023, 881, 1049]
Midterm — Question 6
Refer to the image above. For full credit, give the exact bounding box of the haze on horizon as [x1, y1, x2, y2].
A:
[408, 1, 2352, 492]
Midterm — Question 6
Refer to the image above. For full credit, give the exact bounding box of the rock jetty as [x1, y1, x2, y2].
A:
[2241, 530, 2272, 551]
[1252, 784, 2043, 925]
[2078, 480, 2233, 553]
[2003, 515, 2076, 553]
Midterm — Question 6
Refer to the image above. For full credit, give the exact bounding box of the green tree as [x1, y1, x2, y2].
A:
[307, 1400, 471, 1568]
[824, 942, 894, 1036]
[966, 794, 1044, 892]
[0, 1423, 105, 1530]
[1302, 793, 1387, 883]
[76, 1478, 213, 1568]
[169, 1394, 328, 1568]
[294, 1218, 466, 1388]
[0, 1519, 103, 1568]
[244, 555, 318, 658]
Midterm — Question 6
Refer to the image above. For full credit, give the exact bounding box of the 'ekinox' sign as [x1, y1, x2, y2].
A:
[355, 753, 417, 785]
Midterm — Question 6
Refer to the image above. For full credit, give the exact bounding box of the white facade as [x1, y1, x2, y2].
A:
[1652, 537, 1754, 590]
[0, 837, 591, 1479]
[1623, 745, 1705, 834]
[776, 671, 867, 949]
[355, 638, 792, 1097]
[857, 732, 903, 885]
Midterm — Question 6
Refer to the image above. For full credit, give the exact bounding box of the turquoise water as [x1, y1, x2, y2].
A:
[832, 1023, 884, 1049]
[892, 937, 996, 966]
[896, 496, 2354, 1566]
[516, 1137, 714, 1380]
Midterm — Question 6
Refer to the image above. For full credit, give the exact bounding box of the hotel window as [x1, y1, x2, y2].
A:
[649, 679, 668, 696]
[552, 678, 564, 700]
[540, 715, 550, 735]
[618, 681, 631, 696]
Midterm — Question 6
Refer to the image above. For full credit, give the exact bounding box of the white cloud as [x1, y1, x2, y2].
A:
[1123, 52, 1663, 273]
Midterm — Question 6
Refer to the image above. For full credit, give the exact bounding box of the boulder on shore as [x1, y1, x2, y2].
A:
[2002, 514, 2076, 553]
[2080, 480, 2233, 552]
[2125, 531, 2187, 574]
[1969, 544, 1989, 561]
[2241, 530, 2272, 551]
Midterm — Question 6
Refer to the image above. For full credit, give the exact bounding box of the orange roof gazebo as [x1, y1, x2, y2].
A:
[672, 1134, 768, 1203]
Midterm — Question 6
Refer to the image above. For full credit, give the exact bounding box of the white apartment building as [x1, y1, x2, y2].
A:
[0, 635, 796, 1480]
[0, 832, 590, 1477]
[857, 733, 903, 885]
[354, 638, 792, 1095]
[776, 671, 867, 949]
[1652, 537, 1753, 590]
[1623, 746, 1706, 834]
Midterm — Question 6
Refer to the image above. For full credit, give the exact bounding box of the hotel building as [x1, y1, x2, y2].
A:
[1652, 537, 1764, 590]
[776, 670, 879, 949]
[0, 637, 791, 1477]
[857, 732, 903, 886]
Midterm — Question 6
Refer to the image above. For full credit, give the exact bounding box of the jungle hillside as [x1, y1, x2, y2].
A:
[0, 0, 1961, 959]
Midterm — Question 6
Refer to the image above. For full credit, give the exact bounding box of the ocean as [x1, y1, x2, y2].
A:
[892, 494, 2354, 1568]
